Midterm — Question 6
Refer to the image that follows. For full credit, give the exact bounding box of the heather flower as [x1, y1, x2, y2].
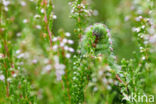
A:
[54, 56, 65, 81]
[0, 75, 5, 82]
[65, 32, 71, 37]
[20, 1, 26, 6]
[53, 15, 57, 19]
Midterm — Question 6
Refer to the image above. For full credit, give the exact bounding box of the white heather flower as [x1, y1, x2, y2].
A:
[93, 87, 98, 92]
[105, 65, 111, 71]
[149, 10, 152, 14]
[52, 45, 58, 51]
[32, 59, 38, 64]
[114, 81, 118, 85]
[16, 32, 21, 37]
[1, 28, 5, 31]
[135, 17, 140, 21]
[17, 66, 20, 70]
[141, 25, 145, 29]
[19, 62, 24, 65]
[144, 41, 148, 45]
[4, 7, 8, 11]
[53, 15, 57, 19]
[68, 40, 74, 44]
[16, 50, 21, 54]
[73, 77, 76, 80]
[93, 10, 99, 16]
[23, 19, 28, 23]
[68, 48, 74, 52]
[140, 47, 143, 50]
[148, 26, 155, 34]
[64, 46, 69, 51]
[132, 27, 140, 32]
[92, 78, 97, 82]
[135, 16, 142, 21]
[54, 55, 59, 63]
[107, 85, 112, 90]
[7, 78, 12, 82]
[142, 56, 146, 60]
[68, 2, 72, 5]
[54, 56, 66, 81]
[21, 1, 26, 6]
[52, 37, 58, 42]
[62, 38, 67, 43]
[43, 58, 49, 64]
[106, 73, 112, 77]
[137, 9, 143, 14]
[65, 32, 71, 37]
[71, 9, 74, 13]
[149, 35, 156, 43]
[0, 75, 5, 82]
[60, 42, 65, 47]
[36, 25, 41, 29]
[130, 6, 135, 10]
[0, 53, 4, 59]
[34, 14, 41, 19]
[65, 53, 71, 58]
[3, 0, 10, 6]
[124, 16, 130, 21]
[56, 68, 65, 81]
[42, 65, 52, 74]
[108, 79, 113, 83]
[12, 73, 17, 78]
[41, 9, 44, 13]
[17, 53, 25, 59]
[98, 70, 103, 76]
[45, 65, 52, 71]
[102, 78, 107, 84]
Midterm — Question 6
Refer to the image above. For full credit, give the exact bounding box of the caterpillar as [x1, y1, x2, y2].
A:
[71, 23, 119, 104]
[80, 23, 113, 56]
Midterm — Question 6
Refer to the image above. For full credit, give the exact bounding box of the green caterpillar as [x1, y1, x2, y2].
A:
[71, 23, 118, 104]
[80, 23, 113, 56]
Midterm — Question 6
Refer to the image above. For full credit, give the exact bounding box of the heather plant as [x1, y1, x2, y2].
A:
[0, 1, 36, 103]
[0, 0, 156, 104]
